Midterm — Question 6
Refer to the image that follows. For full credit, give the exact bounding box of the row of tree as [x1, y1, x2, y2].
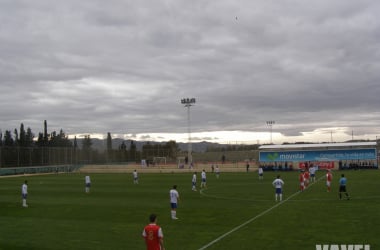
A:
[0, 120, 73, 148]
[1, 120, 263, 168]
[0, 121, 182, 167]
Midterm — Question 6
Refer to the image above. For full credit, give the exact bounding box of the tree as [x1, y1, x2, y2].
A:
[25, 127, 34, 147]
[164, 140, 179, 159]
[118, 141, 128, 162]
[107, 133, 112, 151]
[19, 123, 26, 147]
[49, 129, 72, 147]
[82, 135, 92, 150]
[129, 140, 137, 162]
[106, 132, 112, 162]
[142, 142, 153, 160]
[43, 120, 48, 146]
[73, 136, 78, 149]
[73, 136, 78, 164]
[120, 141, 127, 151]
[4, 130, 14, 146]
[82, 135, 93, 163]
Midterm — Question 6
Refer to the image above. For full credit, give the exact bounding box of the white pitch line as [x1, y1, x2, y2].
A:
[197, 175, 324, 250]
[197, 190, 301, 250]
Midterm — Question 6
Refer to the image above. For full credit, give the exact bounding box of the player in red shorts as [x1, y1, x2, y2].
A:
[142, 214, 165, 250]
[299, 170, 305, 191]
[326, 169, 333, 192]
[304, 170, 310, 188]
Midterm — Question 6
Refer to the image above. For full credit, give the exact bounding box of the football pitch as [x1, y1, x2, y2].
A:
[0, 169, 379, 250]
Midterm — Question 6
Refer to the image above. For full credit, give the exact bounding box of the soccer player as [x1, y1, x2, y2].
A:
[192, 172, 197, 191]
[200, 169, 207, 188]
[304, 170, 310, 188]
[326, 169, 333, 192]
[133, 170, 139, 184]
[169, 185, 180, 220]
[85, 175, 91, 193]
[215, 165, 220, 179]
[258, 166, 264, 180]
[309, 165, 316, 182]
[142, 213, 165, 250]
[299, 170, 305, 192]
[272, 175, 284, 202]
[21, 180, 28, 207]
[339, 174, 350, 200]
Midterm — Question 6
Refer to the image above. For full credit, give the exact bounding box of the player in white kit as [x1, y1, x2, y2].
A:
[170, 185, 180, 219]
[22, 180, 28, 207]
[272, 175, 284, 202]
[85, 175, 91, 193]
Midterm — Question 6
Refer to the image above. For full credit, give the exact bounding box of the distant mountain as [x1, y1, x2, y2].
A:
[71, 138, 225, 153]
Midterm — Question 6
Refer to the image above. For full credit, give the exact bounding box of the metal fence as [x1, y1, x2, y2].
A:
[0, 146, 260, 168]
[0, 165, 81, 176]
[0, 147, 76, 168]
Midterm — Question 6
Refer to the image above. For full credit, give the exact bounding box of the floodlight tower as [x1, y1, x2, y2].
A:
[266, 120, 275, 144]
[181, 98, 196, 165]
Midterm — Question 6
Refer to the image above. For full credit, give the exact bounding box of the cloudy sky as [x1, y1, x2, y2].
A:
[1, 0, 380, 144]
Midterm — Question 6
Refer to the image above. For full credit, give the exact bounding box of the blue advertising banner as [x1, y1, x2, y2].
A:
[259, 148, 377, 162]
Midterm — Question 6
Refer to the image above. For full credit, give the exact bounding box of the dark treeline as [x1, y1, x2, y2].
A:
[0, 121, 181, 168]
[206, 144, 260, 152]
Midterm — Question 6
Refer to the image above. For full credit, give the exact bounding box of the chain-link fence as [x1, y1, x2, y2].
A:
[0, 146, 76, 168]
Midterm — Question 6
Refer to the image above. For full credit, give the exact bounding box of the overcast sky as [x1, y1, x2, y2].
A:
[1, 0, 380, 144]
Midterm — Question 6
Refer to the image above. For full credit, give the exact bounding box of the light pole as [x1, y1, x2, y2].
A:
[181, 98, 196, 165]
[266, 120, 275, 144]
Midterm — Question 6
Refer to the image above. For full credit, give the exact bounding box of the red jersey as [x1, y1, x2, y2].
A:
[326, 172, 332, 182]
[142, 223, 163, 250]
[304, 171, 310, 179]
[299, 173, 304, 182]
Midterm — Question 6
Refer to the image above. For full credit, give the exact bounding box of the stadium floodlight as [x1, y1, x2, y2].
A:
[266, 120, 275, 144]
[181, 98, 196, 165]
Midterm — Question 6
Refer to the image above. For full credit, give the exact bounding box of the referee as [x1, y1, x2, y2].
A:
[339, 174, 350, 200]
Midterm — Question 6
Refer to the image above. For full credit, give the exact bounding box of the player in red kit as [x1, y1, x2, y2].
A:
[304, 170, 310, 188]
[299, 170, 305, 191]
[326, 169, 333, 192]
[142, 214, 165, 250]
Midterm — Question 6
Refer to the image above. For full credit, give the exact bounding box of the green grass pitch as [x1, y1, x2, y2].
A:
[0, 170, 379, 250]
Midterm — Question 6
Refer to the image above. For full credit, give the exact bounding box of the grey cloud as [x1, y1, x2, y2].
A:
[1, 0, 380, 143]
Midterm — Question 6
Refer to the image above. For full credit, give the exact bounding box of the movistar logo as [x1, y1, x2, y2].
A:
[267, 153, 279, 161]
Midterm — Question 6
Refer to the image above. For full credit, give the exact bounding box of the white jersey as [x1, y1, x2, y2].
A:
[215, 167, 220, 174]
[22, 184, 28, 195]
[85, 176, 91, 184]
[258, 167, 263, 174]
[272, 178, 284, 188]
[170, 189, 179, 203]
[309, 167, 316, 175]
[201, 171, 206, 179]
[133, 171, 138, 179]
[192, 174, 197, 182]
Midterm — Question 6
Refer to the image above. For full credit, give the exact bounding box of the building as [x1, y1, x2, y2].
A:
[259, 142, 378, 170]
